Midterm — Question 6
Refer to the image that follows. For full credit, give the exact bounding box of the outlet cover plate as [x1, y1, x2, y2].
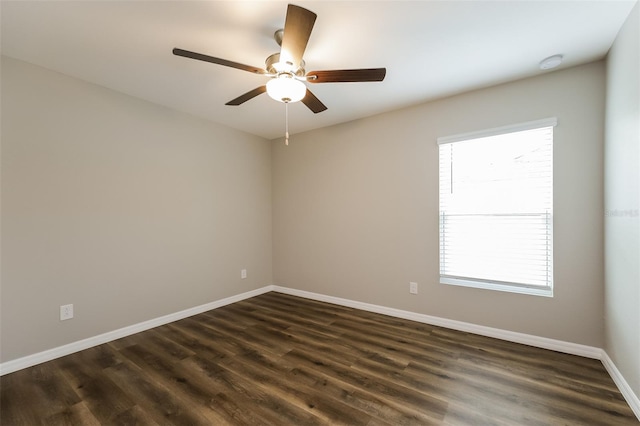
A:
[409, 282, 418, 294]
[241, 269, 247, 279]
[60, 304, 74, 320]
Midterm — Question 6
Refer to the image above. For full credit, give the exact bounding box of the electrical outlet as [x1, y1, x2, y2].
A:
[60, 304, 74, 321]
[241, 269, 247, 279]
[409, 282, 418, 295]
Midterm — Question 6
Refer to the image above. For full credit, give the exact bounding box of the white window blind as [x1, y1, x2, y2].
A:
[438, 118, 555, 296]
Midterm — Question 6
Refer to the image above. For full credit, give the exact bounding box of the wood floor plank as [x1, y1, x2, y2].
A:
[109, 404, 162, 426]
[170, 357, 296, 426]
[0, 363, 81, 425]
[60, 370, 136, 423]
[1, 291, 637, 425]
[170, 316, 246, 357]
[115, 344, 233, 424]
[182, 355, 326, 425]
[53, 346, 136, 423]
[280, 356, 439, 425]
[246, 295, 340, 327]
[43, 401, 101, 426]
[458, 349, 629, 406]
[219, 350, 373, 425]
[403, 360, 576, 425]
[282, 346, 449, 424]
[104, 360, 214, 425]
[160, 321, 233, 362]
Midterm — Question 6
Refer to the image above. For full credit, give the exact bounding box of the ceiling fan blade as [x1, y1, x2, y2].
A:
[173, 48, 267, 74]
[307, 68, 387, 83]
[302, 89, 327, 114]
[280, 5, 317, 69]
[225, 86, 267, 106]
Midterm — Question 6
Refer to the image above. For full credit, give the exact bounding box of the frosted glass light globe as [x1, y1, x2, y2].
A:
[266, 76, 306, 103]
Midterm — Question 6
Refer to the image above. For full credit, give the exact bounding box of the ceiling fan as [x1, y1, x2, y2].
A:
[172, 4, 386, 115]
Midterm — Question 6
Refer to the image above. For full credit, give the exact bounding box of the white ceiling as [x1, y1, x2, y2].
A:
[1, 1, 636, 140]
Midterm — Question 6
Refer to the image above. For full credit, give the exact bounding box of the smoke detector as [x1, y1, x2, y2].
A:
[539, 55, 563, 70]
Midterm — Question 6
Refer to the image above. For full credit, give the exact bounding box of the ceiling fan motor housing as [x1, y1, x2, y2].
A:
[265, 53, 306, 76]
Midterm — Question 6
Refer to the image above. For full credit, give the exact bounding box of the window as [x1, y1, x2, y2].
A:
[438, 118, 556, 297]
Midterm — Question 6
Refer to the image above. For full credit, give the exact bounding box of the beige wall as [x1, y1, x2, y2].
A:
[273, 61, 606, 347]
[605, 2, 640, 400]
[1, 57, 272, 362]
[0, 52, 616, 366]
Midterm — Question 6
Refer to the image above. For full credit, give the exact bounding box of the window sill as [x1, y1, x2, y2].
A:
[440, 277, 553, 297]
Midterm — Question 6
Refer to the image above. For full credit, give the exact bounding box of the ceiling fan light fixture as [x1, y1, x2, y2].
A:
[266, 75, 306, 103]
[173, 4, 384, 116]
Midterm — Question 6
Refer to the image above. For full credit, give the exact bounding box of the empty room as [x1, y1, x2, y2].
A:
[1, 1, 639, 424]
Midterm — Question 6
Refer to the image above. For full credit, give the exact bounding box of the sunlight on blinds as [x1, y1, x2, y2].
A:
[439, 123, 554, 295]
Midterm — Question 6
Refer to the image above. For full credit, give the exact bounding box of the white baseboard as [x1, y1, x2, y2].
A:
[272, 285, 602, 358]
[0, 286, 274, 376]
[601, 351, 640, 420]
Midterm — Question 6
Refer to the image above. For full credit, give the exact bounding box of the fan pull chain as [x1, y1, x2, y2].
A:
[285, 102, 290, 146]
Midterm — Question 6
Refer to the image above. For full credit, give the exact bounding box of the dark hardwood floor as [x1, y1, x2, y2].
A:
[1, 292, 637, 425]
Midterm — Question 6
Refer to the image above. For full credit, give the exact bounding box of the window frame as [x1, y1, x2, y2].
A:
[437, 118, 556, 297]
